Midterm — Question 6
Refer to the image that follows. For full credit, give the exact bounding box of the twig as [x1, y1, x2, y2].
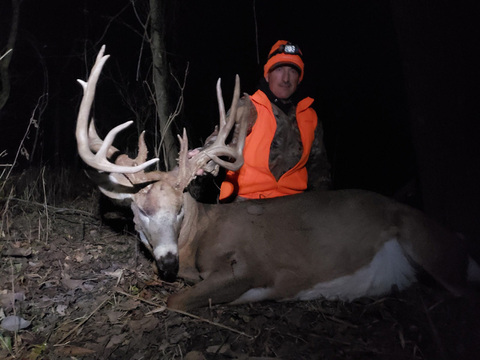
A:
[55, 296, 111, 345]
[252, 0, 259, 64]
[0, 49, 12, 62]
[10, 259, 16, 316]
[0, 94, 47, 194]
[41, 167, 49, 244]
[114, 288, 253, 339]
[0, 187, 14, 236]
[9, 259, 20, 354]
[324, 315, 358, 328]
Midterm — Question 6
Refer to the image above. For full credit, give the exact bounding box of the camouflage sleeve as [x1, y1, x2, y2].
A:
[306, 120, 332, 191]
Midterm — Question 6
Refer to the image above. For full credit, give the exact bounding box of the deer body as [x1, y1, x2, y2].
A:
[168, 190, 473, 310]
[76, 47, 479, 312]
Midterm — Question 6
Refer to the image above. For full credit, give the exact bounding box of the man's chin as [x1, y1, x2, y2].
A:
[273, 90, 293, 99]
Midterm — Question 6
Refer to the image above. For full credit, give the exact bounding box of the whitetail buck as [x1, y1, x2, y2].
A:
[76, 46, 480, 311]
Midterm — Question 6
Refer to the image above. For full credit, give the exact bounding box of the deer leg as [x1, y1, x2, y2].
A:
[178, 265, 202, 285]
[167, 273, 254, 311]
[177, 242, 202, 284]
[399, 213, 479, 299]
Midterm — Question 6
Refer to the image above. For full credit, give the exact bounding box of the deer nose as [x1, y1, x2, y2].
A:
[156, 252, 179, 282]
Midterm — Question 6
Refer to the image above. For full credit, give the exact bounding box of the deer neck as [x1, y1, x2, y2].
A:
[177, 192, 212, 281]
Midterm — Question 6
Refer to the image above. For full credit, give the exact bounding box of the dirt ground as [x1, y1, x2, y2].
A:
[1, 173, 479, 360]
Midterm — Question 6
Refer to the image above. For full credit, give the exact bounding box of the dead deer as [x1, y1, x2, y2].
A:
[76, 46, 480, 311]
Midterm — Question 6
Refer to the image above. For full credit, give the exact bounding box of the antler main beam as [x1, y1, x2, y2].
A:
[76, 45, 159, 174]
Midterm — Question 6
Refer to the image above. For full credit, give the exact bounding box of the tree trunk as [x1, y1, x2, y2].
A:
[0, 0, 21, 111]
[389, 0, 480, 245]
[149, 0, 177, 169]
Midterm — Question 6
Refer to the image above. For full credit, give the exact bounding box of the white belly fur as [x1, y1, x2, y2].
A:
[231, 239, 417, 305]
[230, 287, 277, 305]
[295, 239, 417, 301]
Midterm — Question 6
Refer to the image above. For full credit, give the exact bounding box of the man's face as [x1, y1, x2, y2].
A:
[266, 65, 300, 100]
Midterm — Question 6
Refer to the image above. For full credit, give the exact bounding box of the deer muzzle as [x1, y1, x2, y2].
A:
[156, 252, 179, 283]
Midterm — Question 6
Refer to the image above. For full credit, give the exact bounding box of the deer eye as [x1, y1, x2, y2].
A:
[137, 208, 150, 225]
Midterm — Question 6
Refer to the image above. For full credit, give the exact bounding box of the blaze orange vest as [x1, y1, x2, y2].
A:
[220, 90, 317, 200]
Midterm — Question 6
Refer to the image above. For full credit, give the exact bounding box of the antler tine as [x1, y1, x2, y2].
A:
[201, 75, 246, 170]
[87, 120, 118, 158]
[216, 78, 227, 129]
[76, 45, 159, 174]
[179, 76, 248, 189]
[175, 76, 247, 191]
[215, 76, 241, 145]
[176, 128, 191, 189]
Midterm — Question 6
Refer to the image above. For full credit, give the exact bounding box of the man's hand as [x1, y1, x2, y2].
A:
[188, 148, 219, 176]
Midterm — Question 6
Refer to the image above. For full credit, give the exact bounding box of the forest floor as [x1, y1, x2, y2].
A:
[0, 169, 479, 360]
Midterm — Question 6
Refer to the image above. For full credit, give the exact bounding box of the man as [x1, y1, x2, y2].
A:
[219, 40, 331, 201]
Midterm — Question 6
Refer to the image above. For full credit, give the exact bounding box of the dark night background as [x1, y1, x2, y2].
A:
[1, 1, 480, 248]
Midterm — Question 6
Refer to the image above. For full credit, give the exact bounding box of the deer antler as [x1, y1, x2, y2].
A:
[176, 75, 248, 190]
[76, 46, 248, 192]
[76, 45, 159, 174]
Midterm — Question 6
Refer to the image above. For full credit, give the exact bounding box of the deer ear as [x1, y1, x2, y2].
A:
[85, 170, 135, 202]
[98, 186, 134, 202]
[85, 169, 134, 189]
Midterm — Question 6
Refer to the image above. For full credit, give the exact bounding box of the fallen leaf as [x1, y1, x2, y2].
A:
[103, 268, 124, 285]
[61, 273, 85, 290]
[105, 310, 124, 323]
[1, 315, 31, 331]
[0, 291, 25, 308]
[106, 333, 127, 349]
[116, 298, 140, 311]
[103, 269, 124, 279]
[129, 316, 160, 333]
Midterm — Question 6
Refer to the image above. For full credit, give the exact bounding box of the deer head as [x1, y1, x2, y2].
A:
[76, 46, 249, 281]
